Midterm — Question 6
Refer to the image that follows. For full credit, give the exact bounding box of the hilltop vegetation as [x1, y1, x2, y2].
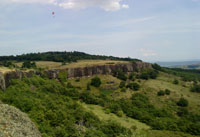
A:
[0, 51, 141, 63]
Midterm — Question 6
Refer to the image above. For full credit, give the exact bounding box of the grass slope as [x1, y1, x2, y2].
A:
[15, 60, 129, 69]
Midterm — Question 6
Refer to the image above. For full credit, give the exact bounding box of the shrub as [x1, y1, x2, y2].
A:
[116, 110, 123, 117]
[91, 77, 101, 87]
[191, 84, 200, 93]
[152, 63, 162, 71]
[22, 61, 36, 68]
[139, 69, 158, 80]
[119, 81, 126, 88]
[67, 82, 73, 88]
[105, 109, 111, 114]
[165, 89, 171, 95]
[87, 83, 91, 90]
[80, 91, 99, 105]
[126, 83, 140, 91]
[157, 90, 165, 96]
[75, 78, 80, 82]
[1, 61, 15, 68]
[139, 72, 149, 80]
[129, 72, 135, 80]
[177, 107, 189, 117]
[121, 87, 126, 92]
[177, 98, 189, 107]
[173, 79, 179, 85]
[85, 129, 106, 137]
[99, 121, 131, 137]
[113, 70, 127, 81]
[58, 71, 67, 83]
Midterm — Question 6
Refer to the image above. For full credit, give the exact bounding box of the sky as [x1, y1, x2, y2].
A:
[0, 0, 200, 62]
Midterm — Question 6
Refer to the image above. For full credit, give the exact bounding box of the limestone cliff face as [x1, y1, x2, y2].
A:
[0, 62, 151, 90]
[0, 72, 6, 90]
[66, 62, 151, 78]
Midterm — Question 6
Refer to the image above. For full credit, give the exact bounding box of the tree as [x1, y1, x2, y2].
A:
[173, 79, 179, 85]
[177, 107, 188, 117]
[91, 77, 101, 87]
[157, 90, 165, 96]
[177, 98, 189, 107]
[129, 72, 135, 80]
[58, 71, 67, 83]
[165, 89, 171, 95]
[191, 84, 200, 93]
[119, 81, 126, 88]
[87, 83, 91, 90]
[152, 63, 162, 71]
[22, 61, 36, 68]
[113, 70, 127, 81]
[126, 82, 140, 91]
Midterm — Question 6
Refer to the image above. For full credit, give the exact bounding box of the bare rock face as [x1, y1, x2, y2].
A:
[0, 103, 41, 137]
[66, 62, 152, 78]
[3, 70, 36, 88]
[0, 73, 6, 91]
[0, 62, 152, 90]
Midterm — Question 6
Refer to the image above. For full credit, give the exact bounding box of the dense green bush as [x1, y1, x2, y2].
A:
[0, 51, 141, 63]
[157, 89, 171, 96]
[0, 76, 132, 137]
[152, 63, 162, 71]
[66, 82, 74, 88]
[126, 82, 140, 90]
[0, 61, 15, 68]
[121, 87, 126, 92]
[22, 61, 36, 68]
[113, 70, 127, 81]
[58, 71, 67, 83]
[157, 90, 165, 96]
[119, 81, 126, 88]
[0, 74, 199, 136]
[99, 121, 132, 137]
[177, 107, 189, 117]
[91, 77, 102, 87]
[87, 82, 91, 90]
[173, 79, 179, 85]
[165, 89, 171, 95]
[191, 84, 200, 93]
[128, 72, 135, 81]
[139, 69, 158, 80]
[177, 98, 189, 107]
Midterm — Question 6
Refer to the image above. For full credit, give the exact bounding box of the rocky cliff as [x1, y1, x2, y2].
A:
[0, 62, 151, 90]
[0, 102, 41, 137]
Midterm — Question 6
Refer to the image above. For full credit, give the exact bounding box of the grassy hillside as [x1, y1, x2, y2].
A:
[14, 60, 129, 69]
[0, 60, 200, 137]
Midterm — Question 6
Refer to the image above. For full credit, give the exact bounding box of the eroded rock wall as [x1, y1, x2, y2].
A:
[0, 62, 152, 90]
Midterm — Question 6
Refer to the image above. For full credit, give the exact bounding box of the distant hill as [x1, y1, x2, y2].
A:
[156, 61, 200, 68]
[0, 51, 141, 63]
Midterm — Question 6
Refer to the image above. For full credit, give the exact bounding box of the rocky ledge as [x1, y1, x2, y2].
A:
[0, 61, 151, 90]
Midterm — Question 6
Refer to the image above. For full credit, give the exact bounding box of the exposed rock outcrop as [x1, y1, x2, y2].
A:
[0, 73, 6, 91]
[0, 103, 41, 137]
[0, 62, 151, 90]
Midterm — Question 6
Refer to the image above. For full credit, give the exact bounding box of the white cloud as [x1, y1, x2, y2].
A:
[5, 0, 129, 11]
[140, 48, 157, 57]
[122, 4, 129, 9]
[114, 16, 157, 27]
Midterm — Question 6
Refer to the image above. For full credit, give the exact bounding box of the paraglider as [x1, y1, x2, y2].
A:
[52, 11, 55, 18]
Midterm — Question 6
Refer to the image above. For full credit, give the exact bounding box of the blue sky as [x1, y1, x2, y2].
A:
[0, 0, 200, 62]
